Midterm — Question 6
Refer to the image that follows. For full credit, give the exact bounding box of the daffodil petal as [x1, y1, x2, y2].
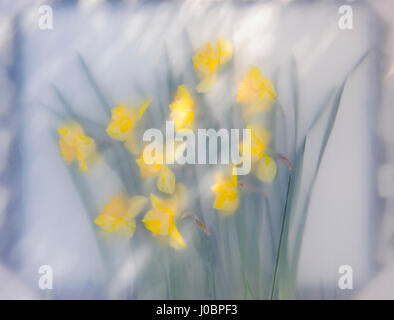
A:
[59, 136, 77, 163]
[150, 193, 174, 215]
[169, 85, 195, 131]
[106, 105, 136, 141]
[211, 166, 239, 215]
[157, 166, 176, 194]
[216, 198, 239, 215]
[257, 155, 277, 183]
[169, 226, 186, 249]
[95, 214, 117, 232]
[138, 98, 152, 119]
[142, 210, 162, 235]
[193, 42, 219, 75]
[58, 122, 96, 171]
[136, 150, 163, 178]
[142, 207, 170, 236]
[76, 134, 96, 172]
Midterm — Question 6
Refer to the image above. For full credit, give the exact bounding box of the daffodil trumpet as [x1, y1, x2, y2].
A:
[106, 98, 151, 154]
[95, 194, 148, 237]
[193, 38, 233, 93]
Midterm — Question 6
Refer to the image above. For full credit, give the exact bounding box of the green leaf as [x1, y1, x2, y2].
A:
[270, 172, 292, 300]
[289, 50, 371, 293]
[77, 54, 111, 118]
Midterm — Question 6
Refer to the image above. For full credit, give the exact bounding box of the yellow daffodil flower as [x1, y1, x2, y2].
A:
[193, 38, 233, 93]
[169, 85, 195, 133]
[142, 185, 187, 249]
[136, 146, 175, 194]
[211, 167, 239, 215]
[237, 66, 276, 115]
[95, 195, 147, 237]
[106, 99, 151, 154]
[240, 124, 277, 183]
[58, 122, 96, 172]
[136, 139, 187, 194]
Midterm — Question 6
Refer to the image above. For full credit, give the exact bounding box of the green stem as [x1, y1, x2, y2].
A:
[270, 173, 292, 300]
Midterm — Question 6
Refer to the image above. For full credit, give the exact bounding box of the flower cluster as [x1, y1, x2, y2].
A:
[57, 38, 279, 248]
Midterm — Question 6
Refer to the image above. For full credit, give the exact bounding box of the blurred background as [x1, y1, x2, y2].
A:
[0, 0, 393, 299]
